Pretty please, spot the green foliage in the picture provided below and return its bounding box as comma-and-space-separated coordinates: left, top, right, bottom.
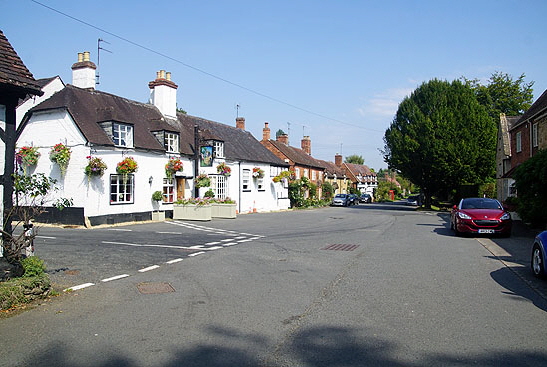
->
204, 189, 215, 198
308, 183, 318, 199
21, 256, 46, 277
349, 186, 360, 195
275, 129, 286, 138
513, 149, 547, 228
288, 180, 306, 208
383, 79, 495, 207
345, 154, 365, 165
321, 181, 334, 201
0, 274, 51, 311
478, 180, 497, 199
463, 72, 534, 119
152, 191, 163, 201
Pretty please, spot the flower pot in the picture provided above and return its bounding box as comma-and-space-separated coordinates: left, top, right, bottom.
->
173, 204, 212, 221
152, 211, 165, 221
211, 203, 237, 219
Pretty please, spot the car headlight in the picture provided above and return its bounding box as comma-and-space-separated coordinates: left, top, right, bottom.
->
501, 212, 511, 220
457, 212, 472, 220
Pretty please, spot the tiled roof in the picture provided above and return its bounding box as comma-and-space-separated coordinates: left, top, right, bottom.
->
0, 30, 42, 96
28, 85, 186, 153
345, 162, 376, 177
266, 139, 326, 169
178, 114, 288, 165
27, 84, 288, 166
317, 159, 345, 177
513, 88, 547, 129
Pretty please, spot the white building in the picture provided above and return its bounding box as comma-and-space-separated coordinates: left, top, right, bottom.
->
17, 52, 289, 226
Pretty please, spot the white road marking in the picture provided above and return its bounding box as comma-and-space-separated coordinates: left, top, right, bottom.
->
222, 242, 238, 246
102, 241, 190, 249
64, 283, 95, 292
188, 251, 206, 257
36, 235, 56, 239
107, 228, 132, 232
205, 241, 221, 245
101, 274, 130, 282
237, 239, 253, 243
157, 231, 182, 235
138, 265, 160, 273
166, 258, 184, 264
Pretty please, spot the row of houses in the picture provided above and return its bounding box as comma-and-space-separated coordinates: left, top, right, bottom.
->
1, 31, 377, 227
497, 89, 547, 201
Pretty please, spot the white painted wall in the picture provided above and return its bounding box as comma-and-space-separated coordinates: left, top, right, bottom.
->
16, 77, 64, 125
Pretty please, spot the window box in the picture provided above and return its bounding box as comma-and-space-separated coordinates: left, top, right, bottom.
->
211, 203, 237, 219
173, 204, 212, 221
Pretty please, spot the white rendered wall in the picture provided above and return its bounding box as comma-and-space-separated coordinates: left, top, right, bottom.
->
16, 77, 64, 125
72, 68, 95, 89
150, 84, 177, 118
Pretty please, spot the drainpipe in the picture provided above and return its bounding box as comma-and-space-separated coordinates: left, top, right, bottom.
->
238, 162, 242, 214
194, 125, 199, 198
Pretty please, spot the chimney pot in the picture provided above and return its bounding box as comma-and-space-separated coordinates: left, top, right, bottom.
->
335, 153, 343, 167
301, 135, 311, 155
83, 51, 90, 61
160, 70, 166, 79
166, 72, 171, 81
77, 52, 84, 62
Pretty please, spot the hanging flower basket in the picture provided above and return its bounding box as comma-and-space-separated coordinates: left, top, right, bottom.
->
165, 158, 184, 178
273, 170, 291, 183
50, 143, 71, 176
116, 156, 138, 175
84, 155, 107, 178
195, 173, 210, 188
16, 146, 41, 171
216, 162, 231, 176
252, 167, 265, 178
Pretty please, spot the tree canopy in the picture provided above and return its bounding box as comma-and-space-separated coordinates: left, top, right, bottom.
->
463, 72, 534, 119
345, 154, 364, 165
383, 79, 495, 207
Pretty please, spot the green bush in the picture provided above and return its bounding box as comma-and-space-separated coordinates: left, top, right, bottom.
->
513, 149, 547, 228
0, 274, 51, 311
21, 256, 46, 277
204, 189, 215, 198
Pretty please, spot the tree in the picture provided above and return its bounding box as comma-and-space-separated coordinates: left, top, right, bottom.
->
513, 149, 547, 229
275, 129, 286, 138
383, 79, 495, 208
345, 155, 364, 165
463, 72, 534, 119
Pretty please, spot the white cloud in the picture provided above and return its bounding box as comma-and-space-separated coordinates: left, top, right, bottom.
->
358, 87, 413, 118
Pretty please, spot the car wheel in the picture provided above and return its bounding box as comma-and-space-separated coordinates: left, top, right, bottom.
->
451, 220, 461, 237
531, 244, 545, 278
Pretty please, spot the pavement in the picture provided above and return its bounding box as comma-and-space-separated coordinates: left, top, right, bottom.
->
475, 220, 547, 301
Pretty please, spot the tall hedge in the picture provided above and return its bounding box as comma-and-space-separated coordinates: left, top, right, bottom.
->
513, 149, 547, 228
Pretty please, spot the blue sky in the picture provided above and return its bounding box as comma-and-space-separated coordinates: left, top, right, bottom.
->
3, 0, 546, 170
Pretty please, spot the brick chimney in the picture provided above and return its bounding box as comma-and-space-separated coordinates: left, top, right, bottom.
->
277, 133, 289, 145
262, 122, 271, 141
335, 153, 343, 167
149, 70, 178, 118
71, 51, 96, 89
236, 117, 245, 130
301, 135, 311, 155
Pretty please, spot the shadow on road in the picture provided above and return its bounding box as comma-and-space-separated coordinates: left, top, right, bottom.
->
19, 324, 547, 367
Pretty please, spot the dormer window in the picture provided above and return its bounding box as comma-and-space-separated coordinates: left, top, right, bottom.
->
113, 122, 133, 148
165, 132, 179, 153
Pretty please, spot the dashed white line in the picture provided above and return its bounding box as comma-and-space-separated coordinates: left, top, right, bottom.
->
166, 258, 184, 264
102, 274, 130, 282
36, 235, 56, 239
205, 241, 221, 245
64, 283, 95, 292
107, 228, 133, 232
188, 251, 206, 257
138, 265, 160, 273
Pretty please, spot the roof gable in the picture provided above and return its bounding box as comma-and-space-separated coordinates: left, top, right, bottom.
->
266, 139, 325, 169
513, 88, 547, 129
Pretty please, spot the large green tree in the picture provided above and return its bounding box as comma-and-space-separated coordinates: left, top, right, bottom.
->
463, 72, 534, 119
383, 79, 495, 207
345, 154, 364, 165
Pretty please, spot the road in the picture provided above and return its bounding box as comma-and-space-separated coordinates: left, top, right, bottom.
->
1, 202, 546, 366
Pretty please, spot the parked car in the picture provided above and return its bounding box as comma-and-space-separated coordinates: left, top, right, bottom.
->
348, 194, 359, 205
332, 194, 351, 207
360, 194, 372, 203
450, 197, 512, 237
531, 231, 547, 278
406, 195, 420, 206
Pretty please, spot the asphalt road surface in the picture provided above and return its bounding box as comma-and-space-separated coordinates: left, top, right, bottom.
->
1, 202, 546, 367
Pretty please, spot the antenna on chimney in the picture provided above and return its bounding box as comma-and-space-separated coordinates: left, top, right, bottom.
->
96, 38, 112, 87
235, 103, 241, 118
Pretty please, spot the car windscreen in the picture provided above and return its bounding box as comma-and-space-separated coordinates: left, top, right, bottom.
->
461, 198, 501, 210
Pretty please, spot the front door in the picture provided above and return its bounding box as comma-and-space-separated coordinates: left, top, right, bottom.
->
176, 177, 185, 200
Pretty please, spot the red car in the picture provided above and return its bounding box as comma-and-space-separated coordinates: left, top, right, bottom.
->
450, 197, 512, 237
